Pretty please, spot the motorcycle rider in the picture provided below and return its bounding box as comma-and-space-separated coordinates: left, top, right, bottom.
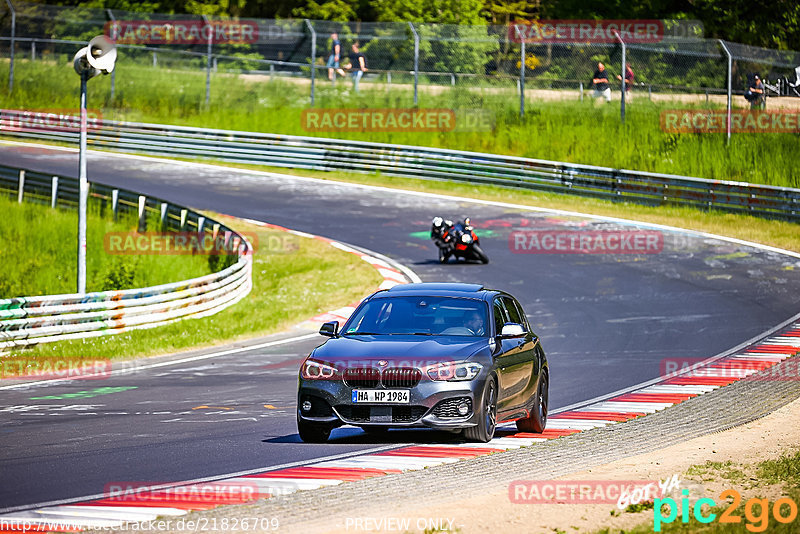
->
431, 217, 454, 263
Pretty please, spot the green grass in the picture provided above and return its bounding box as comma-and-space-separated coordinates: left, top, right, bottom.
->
2, 58, 799, 188
0, 194, 212, 298
7, 215, 383, 361
758, 449, 800, 489
686, 461, 748, 484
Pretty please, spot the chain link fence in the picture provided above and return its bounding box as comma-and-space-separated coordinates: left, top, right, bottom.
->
1, 1, 799, 124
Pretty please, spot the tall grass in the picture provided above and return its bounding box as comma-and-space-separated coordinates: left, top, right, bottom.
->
1, 59, 798, 188
0, 195, 212, 298
12, 216, 384, 359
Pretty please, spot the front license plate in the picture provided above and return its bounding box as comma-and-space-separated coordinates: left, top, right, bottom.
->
352, 389, 409, 404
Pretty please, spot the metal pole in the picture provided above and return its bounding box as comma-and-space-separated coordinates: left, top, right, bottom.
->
203, 15, 212, 106
409, 22, 419, 105
5, 0, 15, 93
106, 9, 117, 100
305, 19, 315, 106
51, 176, 58, 208
719, 40, 732, 144
518, 26, 525, 119
613, 30, 625, 124
78, 71, 88, 294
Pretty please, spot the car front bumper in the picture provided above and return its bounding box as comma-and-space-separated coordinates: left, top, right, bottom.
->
298, 376, 486, 429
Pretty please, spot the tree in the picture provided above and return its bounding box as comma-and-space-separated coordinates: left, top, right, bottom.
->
690, 0, 800, 50
292, 0, 359, 22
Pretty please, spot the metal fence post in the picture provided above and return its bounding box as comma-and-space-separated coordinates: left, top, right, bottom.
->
30, 40, 34, 60
203, 15, 212, 106
17, 169, 24, 202
613, 30, 626, 124
4, 0, 15, 93
138, 195, 147, 232
111, 189, 119, 220
106, 9, 117, 100
409, 22, 419, 105
305, 19, 315, 106
518, 25, 525, 119
51, 176, 58, 208
719, 40, 733, 145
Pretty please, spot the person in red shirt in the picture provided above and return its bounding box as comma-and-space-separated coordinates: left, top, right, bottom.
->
617, 64, 634, 102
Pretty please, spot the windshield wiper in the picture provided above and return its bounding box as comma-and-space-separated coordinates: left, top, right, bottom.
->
344, 331, 380, 335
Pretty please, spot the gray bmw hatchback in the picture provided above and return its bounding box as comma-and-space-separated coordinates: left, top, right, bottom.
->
297, 283, 548, 443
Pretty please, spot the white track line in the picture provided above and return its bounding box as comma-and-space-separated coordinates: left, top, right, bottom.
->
637, 384, 719, 394
582, 401, 674, 413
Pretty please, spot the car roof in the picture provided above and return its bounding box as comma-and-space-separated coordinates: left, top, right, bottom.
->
380, 283, 497, 300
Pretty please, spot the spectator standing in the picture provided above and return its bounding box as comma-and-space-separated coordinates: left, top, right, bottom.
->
345, 43, 367, 92
592, 62, 611, 103
616, 64, 634, 102
326, 32, 345, 82
745, 74, 765, 109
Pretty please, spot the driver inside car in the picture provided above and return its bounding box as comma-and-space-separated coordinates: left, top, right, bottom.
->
464, 310, 485, 336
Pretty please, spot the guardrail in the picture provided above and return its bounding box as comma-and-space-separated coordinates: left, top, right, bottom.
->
0, 163, 252, 350
1, 109, 799, 222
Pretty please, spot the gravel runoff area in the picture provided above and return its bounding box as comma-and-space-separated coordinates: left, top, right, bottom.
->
88, 354, 800, 534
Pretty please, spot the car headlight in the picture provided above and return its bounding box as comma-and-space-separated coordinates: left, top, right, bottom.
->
301, 359, 338, 380
461, 234, 473, 244
426, 362, 482, 381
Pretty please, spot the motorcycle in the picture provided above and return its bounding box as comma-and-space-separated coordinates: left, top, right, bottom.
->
430, 217, 489, 264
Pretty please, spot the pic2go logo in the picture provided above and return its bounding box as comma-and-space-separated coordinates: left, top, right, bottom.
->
654, 489, 798, 532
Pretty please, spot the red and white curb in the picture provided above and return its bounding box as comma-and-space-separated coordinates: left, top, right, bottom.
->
2, 323, 798, 532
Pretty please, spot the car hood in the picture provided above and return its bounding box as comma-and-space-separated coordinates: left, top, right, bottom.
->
311, 335, 488, 367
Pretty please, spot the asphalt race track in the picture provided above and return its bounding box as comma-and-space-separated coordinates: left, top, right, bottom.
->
2, 143, 800, 511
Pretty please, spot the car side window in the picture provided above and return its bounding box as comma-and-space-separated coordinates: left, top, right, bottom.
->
518, 300, 533, 333
492, 299, 507, 336
501, 296, 525, 330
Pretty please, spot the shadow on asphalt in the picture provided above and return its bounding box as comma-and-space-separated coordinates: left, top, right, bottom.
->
262, 426, 522, 446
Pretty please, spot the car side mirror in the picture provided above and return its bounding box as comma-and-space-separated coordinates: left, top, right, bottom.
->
319, 321, 339, 337
500, 323, 526, 338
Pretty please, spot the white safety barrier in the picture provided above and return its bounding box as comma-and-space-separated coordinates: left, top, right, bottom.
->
0, 165, 252, 349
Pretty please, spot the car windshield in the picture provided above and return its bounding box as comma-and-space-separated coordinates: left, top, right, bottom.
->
342, 296, 488, 337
